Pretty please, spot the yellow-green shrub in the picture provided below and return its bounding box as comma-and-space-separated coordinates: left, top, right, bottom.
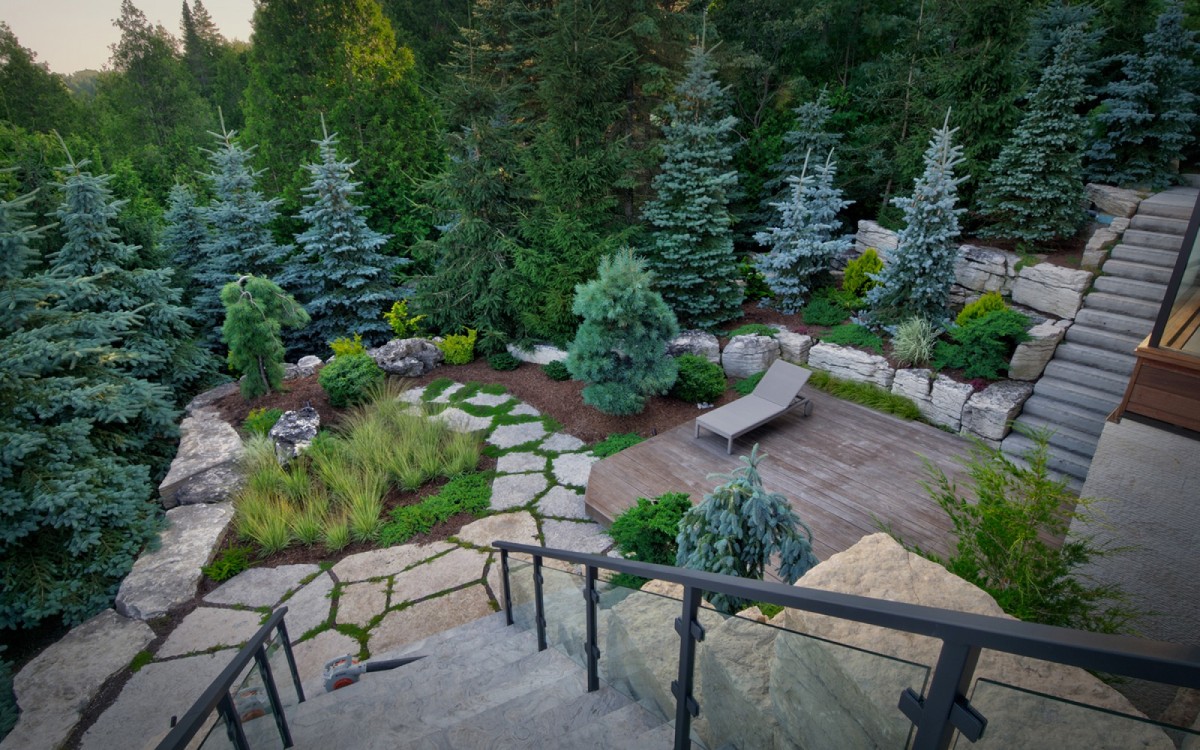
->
956, 292, 1007, 327
437, 328, 477, 365
843, 248, 883, 297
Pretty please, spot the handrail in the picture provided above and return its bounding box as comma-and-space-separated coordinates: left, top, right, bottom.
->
155, 606, 304, 750
495, 540, 1200, 750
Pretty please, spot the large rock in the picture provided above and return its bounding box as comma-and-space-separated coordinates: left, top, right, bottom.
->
1009, 320, 1069, 381
808, 343, 895, 389
951, 244, 1020, 305
775, 331, 814, 364
1081, 218, 1130, 272
1086, 183, 1144, 218
455, 511, 540, 550
853, 220, 899, 261
269, 406, 320, 463
204, 564, 320, 608
929, 375, 975, 432
184, 381, 239, 415
1011, 263, 1093, 320
891, 368, 934, 415
158, 407, 244, 509
961, 380, 1034, 446
668, 329, 720, 364
368, 337, 443, 377
296, 354, 323, 371
115, 503, 234, 620
3, 610, 153, 750
722, 334, 781, 378
505, 343, 567, 365
700, 616, 798, 750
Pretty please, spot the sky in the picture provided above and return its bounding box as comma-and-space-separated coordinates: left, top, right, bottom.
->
1, 0, 255, 74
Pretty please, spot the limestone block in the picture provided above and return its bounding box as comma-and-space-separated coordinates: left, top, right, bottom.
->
854, 220, 899, 261
296, 354, 323, 371
541, 519, 611, 554
542, 432, 585, 452
455, 511, 540, 550
269, 406, 319, 463
1011, 263, 1093, 320
700, 616, 798, 750
953, 244, 1019, 297
370, 585, 494, 654
368, 337, 443, 377
204, 564, 320, 608
490, 472, 548, 510
929, 375, 975, 432
1086, 183, 1144, 217
390, 547, 488, 604
506, 343, 568, 365
157, 607, 263, 658
495, 452, 546, 474
891, 368, 934, 418
551, 452, 598, 487
331, 542, 452, 583
184, 381, 239, 415
668, 330, 721, 364
337, 581, 389, 628
1009, 320, 1068, 381
537, 486, 588, 519
961, 380, 1034, 445
1081, 224, 1125, 272
430, 407, 491, 433
283, 571, 335, 642
487, 421, 547, 450
775, 331, 814, 364
158, 408, 244, 508
808, 343, 895, 389
722, 334, 780, 378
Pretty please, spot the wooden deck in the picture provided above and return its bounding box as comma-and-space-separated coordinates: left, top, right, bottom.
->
585, 389, 976, 563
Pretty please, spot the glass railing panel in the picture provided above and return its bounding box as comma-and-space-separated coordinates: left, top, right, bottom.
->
505, 557, 537, 632
261, 626, 302, 709
229, 658, 285, 750
539, 563, 589, 669
954, 677, 1200, 749
196, 712, 234, 750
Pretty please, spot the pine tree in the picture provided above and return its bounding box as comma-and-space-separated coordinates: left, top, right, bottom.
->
867, 112, 966, 323
0, 191, 162, 629
642, 45, 742, 330
282, 125, 399, 355
754, 149, 853, 312
762, 89, 843, 211
160, 182, 209, 306
566, 250, 679, 416
221, 275, 310, 399
675, 446, 818, 614
980, 28, 1090, 244
1086, 1, 1199, 189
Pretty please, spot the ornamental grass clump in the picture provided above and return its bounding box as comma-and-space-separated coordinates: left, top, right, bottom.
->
892, 316, 938, 367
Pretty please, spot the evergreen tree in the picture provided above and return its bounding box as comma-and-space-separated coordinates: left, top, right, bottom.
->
642, 45, 742, 330
221, 275, 309, 399
283, 125, 398, 355
566, 250, 679, 416
762, 88, 842, 210
981, 28, 1090, 244
1086, 1, 1199, 189
755, 149, 853, 312
160, 182, 208, 305
0, 191, 162, 629
0, 24, 79, 134
675, 446, 818, 614
867, 112, 966, 323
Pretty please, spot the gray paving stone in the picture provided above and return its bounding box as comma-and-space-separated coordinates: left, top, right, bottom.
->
537, 486, 588, 519
541, 432, 585, 452
487, 421, 547, 449
464, 392, 510, 407
370, 585, 495, 655
282, 571, 335, 642
455, 512, 540, 550
490, 472, 548, 510
204, 564, 320, 608
431, 382, 464, 403
542, 520, 612, 555
431, 407, 491, 433
293, 630, 361, 693
337, 581, 389, 628
509, 403, 541, 417
391, 547, 489, 604
331, 542, 452, 583
399, 386, 425, 404
158, 607, 263, 658
496, 451, 546, 474
551, 452, 599, 487
4, 610, 153, 750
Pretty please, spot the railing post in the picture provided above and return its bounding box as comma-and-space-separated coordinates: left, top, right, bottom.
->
903, 640, 985, 750
533, 554, 547, 651
216, 692, 250, 750
671, 585, 704, 750
501, 548, 514, 626
274, 618, 305, 704
253, 643, 294, 748
584, 565, 600, 692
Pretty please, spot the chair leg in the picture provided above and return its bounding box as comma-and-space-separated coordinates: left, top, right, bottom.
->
727, 436, 733, 454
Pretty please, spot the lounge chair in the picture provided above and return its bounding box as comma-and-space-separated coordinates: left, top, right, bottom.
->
694, 360, 814, 453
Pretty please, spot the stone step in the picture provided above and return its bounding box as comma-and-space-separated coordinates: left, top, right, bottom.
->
558, 701, 667, 749
1000, 430, 1091, 484
1091, 275, 1168, 303
1097, 259, 1174, 285
1054, 341, 1136, 377
1108, 243, 1181, 269
1073, 308, 1156, 339
1020, 396, 1108, 438
1041, 360, 1130, 397
1120, 228, 1185, 252
1138, 195, 1196, 221
1033, 376, 1124, 415
1063, 323, 1143, 355
1130, 213, 1189, 235
1079, 292, 1161, 321
1008, 414, 1101, 462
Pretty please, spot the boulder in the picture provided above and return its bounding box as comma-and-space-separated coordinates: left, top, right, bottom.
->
891, 368, 934, 417
297, 354, 323, 370
269, 406, 320, 463
158, 408, 244, 509
775, 331, 814, 364
1081, 220, 1128, 271
667, 329, 720, 364
183, 381, 239, 415
808, 343, 895, 389
928, 375, 975, 432
1011, 263, 1093, 320
961, 380, 1034, 446
951, 244, 1019, 305
1086, 183, 1144, 218
853, 220, 899, 261
505, 343, 568, 365
722, 334, 780, 378
1008, 320, 1069, 381
368, 337, 443, 377
701, 616, 799, 750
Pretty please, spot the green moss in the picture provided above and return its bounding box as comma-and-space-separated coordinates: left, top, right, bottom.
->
591, 433, 645, 458
129, 650, 154, 673
423, 377, 454, 400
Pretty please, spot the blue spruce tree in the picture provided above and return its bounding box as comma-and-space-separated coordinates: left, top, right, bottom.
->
1086, 1, 1199, 189
282, 125, 398, 356
160, 182, 209, 308
755, 149, 853, 312
642, 45, 742, 330
760, 88, 842, 220
867, 113, 966, 323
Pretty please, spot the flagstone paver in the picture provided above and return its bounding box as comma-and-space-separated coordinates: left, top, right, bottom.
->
465, 392, 511, 407
431, 407, 491, 433
542, 433, 585, 452
488, 421, 547, 449
369, 585, 495, 656
537, 486, 588, 520
431, 382, 465, 403
282, 571, 335, 642
337, 581, 389, 628
490, 472, 549, 510
496, 451, 547, 474
391, 547, 488, 604
455, 512, 540, 550
204, 564, 320, 608
509, 403, 541, 417
399, 387, 426, 404
158, 607, 264, 658
542, 519, 612, 555
552, 452, 599, 487
331, 541, 453, 583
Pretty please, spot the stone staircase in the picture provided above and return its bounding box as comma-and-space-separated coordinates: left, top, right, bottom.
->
1001, 185, 1198, 485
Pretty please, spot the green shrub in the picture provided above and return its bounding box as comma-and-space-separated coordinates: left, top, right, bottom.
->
843, 248, 883, 297
243, 407, 284, 437
329, 333, 367, 358
487, 352, 521, 371
437, 329, 477, 365
379, 473, 491, 546
808, 369, 923, 420
738, 258, 773, 302
541, 360, 570, 381
801, 295, 848, 326
319, 352, 385, 407
734, 371, 765, 396
610, 492, 692, 568
726, 323, 778, 338
892, 316, 938, 367
821, 324, 884, 354
383, 299, 426, 338
933, 309, 1030, 380
201, 545, 255, 583
956, 291, 1008, 327
592, 433, 645, 458
671, 354, 727, 404
0, 650, 16, 742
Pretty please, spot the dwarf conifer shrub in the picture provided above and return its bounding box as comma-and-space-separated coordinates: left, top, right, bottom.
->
934, 309, 1030, 380
956, 292, 1008, 328
319, 352, 384, 407
437, 329, 477, 365
488, 352, 521, 371
591, 433, 645, 458
542, 360, 570, 381
222, 275, 311, 399
821, 324, 883, 354
610, 492, 692, 568
843, 248, 883, 298
671, 354, 727, 404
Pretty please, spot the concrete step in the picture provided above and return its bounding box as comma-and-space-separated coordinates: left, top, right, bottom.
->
1000, 430, 1091, 484
1008, 414, 1101, 461
1108, 243, 1181, 269
558, 701, 667, 749
1138, 195, 1197, 221
1041, 360, 1130, 396
1091, 275, 1168, 303
1054, 341, 1136, 376
1032, 376, 1124, 415
1130, 213, 1189, 235
1073, 308, 1156, 338
1098, 259, 1174, 285
1121, 228, 1185, 252
1079, 292, 1161, 321
1063, 323, 1143, 355
1020, 395, 1108, 438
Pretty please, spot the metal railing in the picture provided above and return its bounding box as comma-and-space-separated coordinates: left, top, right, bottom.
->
496, 541, 1200, 750
155, 607, 304, 750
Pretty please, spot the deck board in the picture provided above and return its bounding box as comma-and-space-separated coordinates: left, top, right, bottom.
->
585, 389, 976, 562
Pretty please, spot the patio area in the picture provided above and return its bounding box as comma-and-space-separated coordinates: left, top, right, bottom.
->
585, 388, 977, 563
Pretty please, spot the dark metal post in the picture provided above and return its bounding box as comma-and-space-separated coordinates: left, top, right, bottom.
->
671, 585, 704, 750
533, 554, 547, 651
275, 619, 305, 704
216, 692, 250, 750
501, 549, 514, 626
253, 644, 294, 748
584, 565, 600, 692
907, 641, 983, 750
